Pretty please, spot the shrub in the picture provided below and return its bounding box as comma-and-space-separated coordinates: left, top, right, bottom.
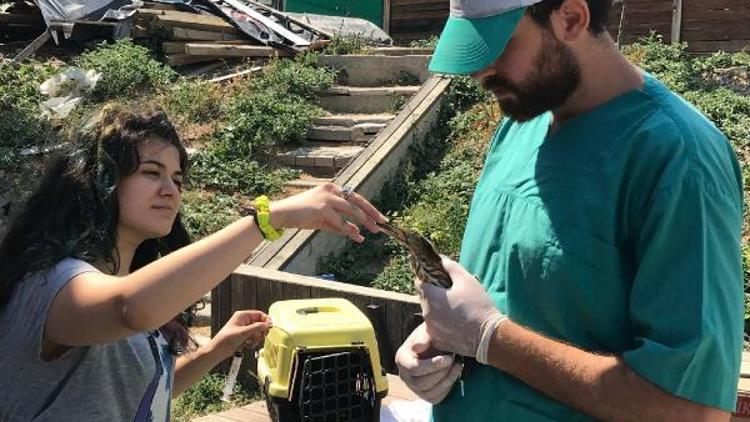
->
321, 35, 371, 56
409, 36, 439, 49
445, 75, 491, 113
76, 39, 176, 100
372, 253, 414, 294
252, 56, 336, 100
222, 90, 323, 155
164, 80, 224, 124
181, 190, 241, 239
171, 373, 258, 422
622, 33, 696, 92
189, 149, 299, 196
0, 59, 61, 151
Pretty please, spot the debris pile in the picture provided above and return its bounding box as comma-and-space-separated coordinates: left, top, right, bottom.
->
1, 0, 393, 65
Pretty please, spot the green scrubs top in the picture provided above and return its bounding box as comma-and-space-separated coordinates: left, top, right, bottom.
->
434, 74, 744, 421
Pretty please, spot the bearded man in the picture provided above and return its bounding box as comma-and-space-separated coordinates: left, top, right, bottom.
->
395, 0, 744, 420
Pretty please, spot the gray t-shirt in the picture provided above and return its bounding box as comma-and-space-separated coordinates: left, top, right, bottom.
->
0, 258, 174, 421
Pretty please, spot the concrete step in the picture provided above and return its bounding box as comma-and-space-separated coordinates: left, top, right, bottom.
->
306, 122, 387, 142
276, 144, 366, 171
313, 113, 395, 127
316, 85, 421, 114
307, 125, 365, 142
319, 54, 431, 87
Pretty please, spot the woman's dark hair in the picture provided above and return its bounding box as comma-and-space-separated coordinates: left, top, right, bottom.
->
0, 103, 195, 354
528, 0, 614, 35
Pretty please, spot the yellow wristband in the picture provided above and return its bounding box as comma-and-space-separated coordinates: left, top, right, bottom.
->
254, 195, 284, 241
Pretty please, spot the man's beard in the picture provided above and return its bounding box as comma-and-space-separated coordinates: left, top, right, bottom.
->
481, 30, 581, 122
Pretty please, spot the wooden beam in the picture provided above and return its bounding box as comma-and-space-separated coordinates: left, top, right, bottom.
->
153, 12, 235, 32
383, 0, 392, 34
209, 66, 263, 83
166, 53, 222, 66
171, 27, 243, 41
13, 29, 50, 62
184, 43, 293, 57
671, 0, 683, 43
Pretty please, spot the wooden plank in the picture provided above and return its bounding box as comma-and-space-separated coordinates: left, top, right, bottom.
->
209, 66, 263, 83
282, 279, 311, 301
230, 273, 246, 314
383, 0, 391, 34
166, 53, 222, 66
0, 12, 43, 25
392, 3, 449, 13
254, 275, 272, 313
684, 0, 749, 11
194, 415, 242, 422
141, 1, 188, 11
269, 278, 284, 302
171, 27, 243, 41
13, 29, 49, 62
391, 11, 450, 21
162, 41, 186, 54
234, 266, 419, 306
682, 26, 750, 41
216, 404, 264, 421
366, 300, 391, 373
385, 299, 404, 374
686, 39, 750, 52
392, 0, 447, 6
152, 10, 236, 32
671, 0, 683, 43
683, 8, 750, 21
184, 43, 293, 57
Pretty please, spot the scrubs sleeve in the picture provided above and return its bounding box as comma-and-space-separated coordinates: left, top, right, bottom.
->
623, 172, 743, 411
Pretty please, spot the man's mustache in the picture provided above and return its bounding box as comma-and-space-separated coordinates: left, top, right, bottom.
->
480, 75, 520, 96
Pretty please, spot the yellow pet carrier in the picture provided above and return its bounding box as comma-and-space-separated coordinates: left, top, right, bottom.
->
257, 298, 389, 422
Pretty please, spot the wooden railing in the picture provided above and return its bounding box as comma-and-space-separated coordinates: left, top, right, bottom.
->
211, 265, 422, 377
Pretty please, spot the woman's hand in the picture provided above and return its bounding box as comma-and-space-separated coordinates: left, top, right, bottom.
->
208, 310, 272, 360
270, 183, 387, 243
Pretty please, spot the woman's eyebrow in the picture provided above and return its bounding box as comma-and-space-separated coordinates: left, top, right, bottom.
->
142, 159, 182, 176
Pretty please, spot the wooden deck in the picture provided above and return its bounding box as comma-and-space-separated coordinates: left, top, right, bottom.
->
195, 374, 417, 422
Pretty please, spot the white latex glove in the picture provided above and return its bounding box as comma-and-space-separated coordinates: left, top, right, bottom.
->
416, 256, 507, 363
395, 323, 463, 404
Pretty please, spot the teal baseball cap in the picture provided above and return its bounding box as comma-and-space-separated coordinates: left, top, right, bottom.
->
429, 0, 544, 75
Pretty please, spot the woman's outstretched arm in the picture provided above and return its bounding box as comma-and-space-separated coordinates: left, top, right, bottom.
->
44, 184, 385, 347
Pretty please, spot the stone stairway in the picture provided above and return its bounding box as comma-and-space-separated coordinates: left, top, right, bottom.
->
278, 53, 431, 181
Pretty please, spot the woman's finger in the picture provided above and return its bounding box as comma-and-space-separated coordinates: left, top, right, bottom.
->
330, 196, 380, 234
322, 209, 364, 242
232, 310, 269, 324
343, 191, 388, 224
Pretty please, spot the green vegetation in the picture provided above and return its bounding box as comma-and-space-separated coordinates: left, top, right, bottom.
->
171, 373, 260, 422
321, 35, 372, 56
1, 42, 337, 242
164, 80, 224, 124
189, 151, 299, 197
321, 78, 498, 293
76, 39, 177, 100
0, 59, 61, 153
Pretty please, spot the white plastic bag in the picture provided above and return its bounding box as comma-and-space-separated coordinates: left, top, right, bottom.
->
39, 67, 101, 118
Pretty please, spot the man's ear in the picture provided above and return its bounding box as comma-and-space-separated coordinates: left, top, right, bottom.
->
549, 0, 591, 42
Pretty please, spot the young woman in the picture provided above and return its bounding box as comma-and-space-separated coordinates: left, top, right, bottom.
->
0, 104, 387, 421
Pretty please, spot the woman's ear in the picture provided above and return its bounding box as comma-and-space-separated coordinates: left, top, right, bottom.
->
549, 0, 591, 43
